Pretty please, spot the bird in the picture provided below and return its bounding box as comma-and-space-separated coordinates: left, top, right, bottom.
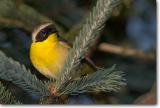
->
30, 23, 97, 80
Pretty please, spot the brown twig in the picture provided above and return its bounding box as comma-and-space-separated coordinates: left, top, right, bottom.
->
0, 17, 29, 30
134, 83, 156, 104
98, 43, 155, 61
0, 1, 61, 32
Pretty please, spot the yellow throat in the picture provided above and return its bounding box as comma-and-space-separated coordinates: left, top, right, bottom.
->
30, 33, 70, 79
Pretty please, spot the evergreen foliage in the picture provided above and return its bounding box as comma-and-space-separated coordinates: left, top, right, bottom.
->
0, 0, 125, 104
0, 51, 50, 97
57, 65, 125, 95
0, 82, 21, 104
57, 0, 121, 85
0, 0, 52, 31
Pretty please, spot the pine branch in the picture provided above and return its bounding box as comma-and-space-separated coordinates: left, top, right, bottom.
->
0, 82, 22, 104
0, 50, 50, 97
56, 65, 125, 96
99, 43, 155, 61
57, 0, 121, 85
0, 0, 63, 32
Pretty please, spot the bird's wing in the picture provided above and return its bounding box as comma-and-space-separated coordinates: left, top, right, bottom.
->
58, 36, 72, 48
58, 36, 98, 71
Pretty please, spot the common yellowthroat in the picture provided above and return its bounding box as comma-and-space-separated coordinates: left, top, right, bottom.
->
30, 23, 97, 79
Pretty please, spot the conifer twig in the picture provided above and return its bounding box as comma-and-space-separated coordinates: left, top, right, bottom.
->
0, 82, 22, 104
0, 51, 50, 97
99, 43, 155, 61
57, 65, 125, 96
57, 0, 121, 85
134, 83, 156, 104
0, 0, 62, 32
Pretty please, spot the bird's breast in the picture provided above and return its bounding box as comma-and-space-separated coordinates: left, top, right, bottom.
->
30, 42, 69, 79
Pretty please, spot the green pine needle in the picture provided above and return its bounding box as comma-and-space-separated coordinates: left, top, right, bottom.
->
0, 82, 22, 104
0, 51, 50, 97
57, 65, 125, 96
57, 0, 121, 85
55, 0, 124, 96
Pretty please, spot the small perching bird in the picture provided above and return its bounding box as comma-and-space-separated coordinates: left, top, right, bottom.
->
30, 23, 97, 79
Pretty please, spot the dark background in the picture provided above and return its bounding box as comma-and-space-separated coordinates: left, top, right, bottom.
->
0, 0, 156, 104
